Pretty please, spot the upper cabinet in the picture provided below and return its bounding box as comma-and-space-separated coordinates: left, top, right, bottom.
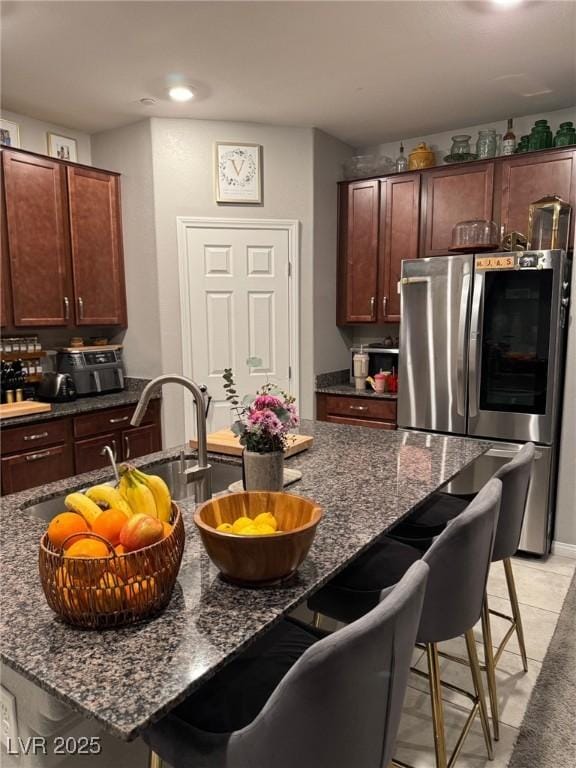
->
338, 175, 420, 325
3, 151, 72, 326
420, 163, 494, 257
495, 149, 576, 239
67, 167, 127, 326
1, 149, 127, 328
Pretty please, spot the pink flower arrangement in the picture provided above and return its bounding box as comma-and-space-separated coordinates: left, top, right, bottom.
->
222, 370, 299, 453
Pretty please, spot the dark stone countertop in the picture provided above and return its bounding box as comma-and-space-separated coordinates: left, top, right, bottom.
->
316, 383, 398, 400
0, 420, 489, 741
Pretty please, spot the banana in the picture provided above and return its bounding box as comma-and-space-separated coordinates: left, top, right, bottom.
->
132, 468, 172, 523
85, 484, 133, 517
121, 473, 158, 518
65, 492, 102, 527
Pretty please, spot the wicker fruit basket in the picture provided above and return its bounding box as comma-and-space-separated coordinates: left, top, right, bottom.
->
39, 502, 185, 629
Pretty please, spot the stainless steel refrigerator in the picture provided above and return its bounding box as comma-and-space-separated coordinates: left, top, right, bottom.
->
398, 250, 571, 554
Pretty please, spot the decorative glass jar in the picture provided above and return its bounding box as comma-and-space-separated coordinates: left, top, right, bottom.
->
554, 122, 576, 147
527, 195, 572, 251
528, 120, 553, 151
476, 129, 497, 159
450, 135, 472, 157
515, 135, 530, 153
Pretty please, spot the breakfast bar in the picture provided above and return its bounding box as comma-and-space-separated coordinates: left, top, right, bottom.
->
0, 420, 489, 742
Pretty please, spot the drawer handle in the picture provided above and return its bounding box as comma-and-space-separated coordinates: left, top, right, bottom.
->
23, 431, 49, 441
63, 296, 70, 320
349, 405, 368, 412
124, 434, 130, 459
26, 449, 54, 462
78, 296, 84, 320
109, 416, 129, 424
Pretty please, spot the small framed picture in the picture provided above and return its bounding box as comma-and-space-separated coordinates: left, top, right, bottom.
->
47, 132, 78, 162
0, 119, 20, 148
215, 142, 262, 204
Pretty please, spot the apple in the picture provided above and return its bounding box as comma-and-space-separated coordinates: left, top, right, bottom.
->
119, 513, 163, 552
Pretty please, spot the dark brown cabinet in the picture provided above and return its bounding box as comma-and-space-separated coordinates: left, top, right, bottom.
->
495, 149, 576, 240
67, 167, 127, 326
420, 163, 494, 257
338, 175, 420, 325
1, 400, 162, 494
316, 393, 397, 430
2, 151, 72, 326
1, 148, 127, 329
379, 174, 420, 321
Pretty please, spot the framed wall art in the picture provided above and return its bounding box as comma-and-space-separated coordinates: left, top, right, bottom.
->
215, 142, 262, 204
47, 132, 78, 162
0, 119, 20, 148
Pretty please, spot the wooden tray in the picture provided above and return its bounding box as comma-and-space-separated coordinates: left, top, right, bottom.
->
190, 429, 313, 458
0, 401, 52, 420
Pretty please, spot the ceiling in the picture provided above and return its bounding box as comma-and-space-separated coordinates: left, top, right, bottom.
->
2, 1, 575, 147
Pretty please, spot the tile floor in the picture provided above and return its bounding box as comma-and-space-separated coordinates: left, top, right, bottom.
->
392, 553, 576, 767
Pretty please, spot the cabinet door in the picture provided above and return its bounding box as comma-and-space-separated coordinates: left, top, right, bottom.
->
379, 175, 420, 321
67, 166, 127, 326
2, 151, 71, 326
121, 424, 161, 462
420, 163, 494, 257
1, 161, 11, 327
74, 432, 118, 475
496, 149, 576, 244
1, 444, 74, 495
338, 180, 380, 323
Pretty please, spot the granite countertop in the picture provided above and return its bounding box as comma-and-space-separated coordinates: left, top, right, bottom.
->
0, 378, 159, 427
316, 383, 398, 400
0, 420, 489, 741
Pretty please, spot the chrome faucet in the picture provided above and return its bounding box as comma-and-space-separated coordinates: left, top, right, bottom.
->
130, 375, 212, 502
100, 444, 120, 484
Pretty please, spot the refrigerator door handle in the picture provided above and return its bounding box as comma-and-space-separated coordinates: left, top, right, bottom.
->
456, 271, 470, 416
487, 447, 544, 460
468, 275, 483, 418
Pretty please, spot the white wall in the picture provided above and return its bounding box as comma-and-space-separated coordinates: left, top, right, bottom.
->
362, 106, 576, 162
312, 129, 354, 379
149, 118, 315, 446
1, 109, 92, 164
91, 120, 162, 380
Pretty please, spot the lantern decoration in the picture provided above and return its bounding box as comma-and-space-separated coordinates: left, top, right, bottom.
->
527, 195, 572, 251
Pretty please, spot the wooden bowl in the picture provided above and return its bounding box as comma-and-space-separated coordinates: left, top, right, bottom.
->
194, 492, 323, 586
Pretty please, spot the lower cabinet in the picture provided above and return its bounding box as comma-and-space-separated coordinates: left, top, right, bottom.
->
1, 399, 162, 494
316, 393, 397, 430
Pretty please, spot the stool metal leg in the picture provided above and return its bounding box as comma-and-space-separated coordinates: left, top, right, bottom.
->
503, 558, 528, 672
481, 594, 500, 741
426, 643, 448, 768
149, 750, 163, 768
464, 630, 493, 761
312, 612, 322, 629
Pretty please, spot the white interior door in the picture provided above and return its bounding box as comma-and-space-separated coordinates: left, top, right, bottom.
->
179, 219, 297, 435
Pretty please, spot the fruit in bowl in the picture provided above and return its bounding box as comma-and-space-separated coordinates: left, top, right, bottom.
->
194, 491, 322, 586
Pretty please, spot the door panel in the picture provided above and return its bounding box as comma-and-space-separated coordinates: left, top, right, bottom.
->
67, 167, 127, 325
75, 432, 118, 474
380, 175, 420, 321
121, 424, 161, 461
183, 225, 292, 434
2, 151, 71, 326
421, 164, 494, 257
398, 254, 472, 433
496, 149, 576, 245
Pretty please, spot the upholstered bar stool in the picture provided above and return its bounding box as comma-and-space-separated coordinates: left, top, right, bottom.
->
387, 443, 535, 740
144, 561, 429, 768
309, 479, 502, 768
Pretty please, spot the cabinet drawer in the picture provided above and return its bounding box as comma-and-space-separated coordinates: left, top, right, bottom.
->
74, 432, 118, 475
324, 395, 397, 422
2, 418, 71, 455
73, 401, 157, 439
1, 443, 74, 495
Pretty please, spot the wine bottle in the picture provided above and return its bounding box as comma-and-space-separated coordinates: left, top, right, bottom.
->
502, 119, 516, 155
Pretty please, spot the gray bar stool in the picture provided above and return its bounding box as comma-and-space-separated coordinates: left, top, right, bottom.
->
309, 478, 502, 768
144, 560, 429, 768
386, 443, 535, 740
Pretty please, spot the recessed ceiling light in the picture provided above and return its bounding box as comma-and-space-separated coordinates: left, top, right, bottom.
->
492, 0, 523, 6
168, 86, 195, 102
140, 97, 156, 106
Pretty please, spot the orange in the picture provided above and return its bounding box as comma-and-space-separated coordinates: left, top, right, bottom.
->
91, 508, 129, 547
64, 538, 112, 582
47, 513, 90, 550
109, 544, 139, 580
125, 576, 156, 603
162, 521, 173, 539
94, 571, 125, 613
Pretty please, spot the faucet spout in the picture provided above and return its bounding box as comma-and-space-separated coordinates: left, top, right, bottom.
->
131, 375, 211, 501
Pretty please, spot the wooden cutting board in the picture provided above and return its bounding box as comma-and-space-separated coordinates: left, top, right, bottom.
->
0, 401, 52, 420
190, 429, 313, 458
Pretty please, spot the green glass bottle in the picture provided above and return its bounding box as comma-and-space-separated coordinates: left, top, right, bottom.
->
554, 121, 576, 147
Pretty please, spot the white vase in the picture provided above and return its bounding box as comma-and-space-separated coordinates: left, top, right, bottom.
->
242, 450, 284, 491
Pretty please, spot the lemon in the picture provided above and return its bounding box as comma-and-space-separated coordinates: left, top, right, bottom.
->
231, 516, 253, 533
238, 525, 260, 536
216, 523, 233, 532
256, 524, 276, 535
254, 512, 278, 531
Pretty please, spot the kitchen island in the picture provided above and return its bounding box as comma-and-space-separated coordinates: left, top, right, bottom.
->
0, 420, 489, 741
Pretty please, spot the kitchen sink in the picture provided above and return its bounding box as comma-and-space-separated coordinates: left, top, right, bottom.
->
24, 458, 243, 521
